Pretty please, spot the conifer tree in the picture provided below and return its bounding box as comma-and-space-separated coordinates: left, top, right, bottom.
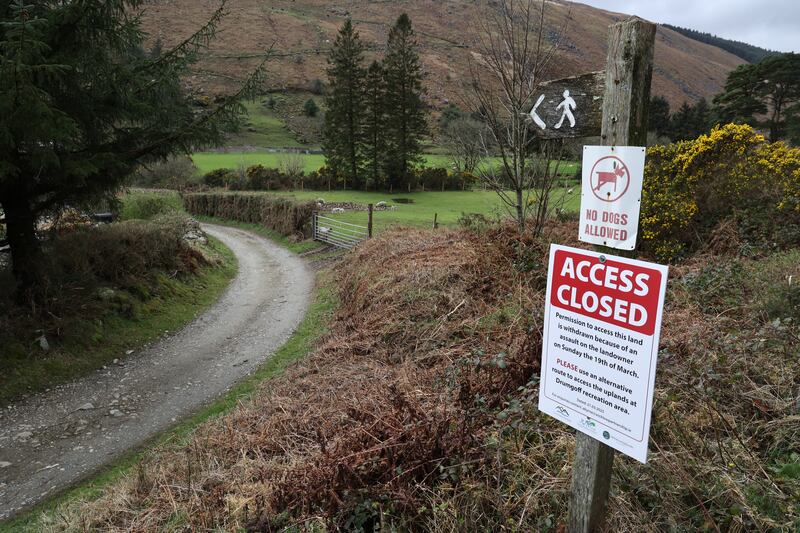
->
690, 98, 711, 137
712, 53, 800, 141
382, 14, 428, 190
322, 19, 366, 190
362, 61, 387, 189
670, 102, 695, 141
0, 0, 263, 296
647, 96, 671, 137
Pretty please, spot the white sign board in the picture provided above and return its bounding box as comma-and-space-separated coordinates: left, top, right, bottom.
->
579, 145, 645, 250
538, 244, 668, 463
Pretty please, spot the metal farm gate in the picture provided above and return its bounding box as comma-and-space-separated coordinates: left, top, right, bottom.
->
312, 213, 369, 249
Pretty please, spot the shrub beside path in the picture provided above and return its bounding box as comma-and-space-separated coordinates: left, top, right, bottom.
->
0, 224, 314, 520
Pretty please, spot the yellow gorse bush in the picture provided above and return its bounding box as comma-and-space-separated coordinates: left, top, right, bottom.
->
641, 123, 800, 261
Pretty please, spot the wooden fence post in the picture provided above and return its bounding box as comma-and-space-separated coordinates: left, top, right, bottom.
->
433, 213, 438, 229
568, 17, 655, 533
368, 204, 373, 238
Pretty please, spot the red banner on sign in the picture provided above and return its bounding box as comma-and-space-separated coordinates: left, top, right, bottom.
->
549, 248, 663, 335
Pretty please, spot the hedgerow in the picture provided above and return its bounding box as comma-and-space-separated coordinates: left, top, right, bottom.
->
0, 213, 210, 361
200, 164, 477, 192
182, 192, 315, 237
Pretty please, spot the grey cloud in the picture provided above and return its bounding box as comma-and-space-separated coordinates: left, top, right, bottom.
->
576, 0, 798, 53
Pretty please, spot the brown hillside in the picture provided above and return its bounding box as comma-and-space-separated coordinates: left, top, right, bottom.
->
140, 0, 745, 108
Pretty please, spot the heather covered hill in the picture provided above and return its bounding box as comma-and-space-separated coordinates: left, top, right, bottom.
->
139, 0, 745, 108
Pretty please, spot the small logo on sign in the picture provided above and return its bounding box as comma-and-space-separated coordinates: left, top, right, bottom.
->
555, 406, 570, 418
590, 155, 630, 203
580, 418, 597, 433
603, 430, 611, 440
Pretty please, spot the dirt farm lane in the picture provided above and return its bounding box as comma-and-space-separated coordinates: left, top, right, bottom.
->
0, 224, 314, 520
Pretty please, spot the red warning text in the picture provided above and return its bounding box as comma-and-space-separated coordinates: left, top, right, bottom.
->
549, 248, 663, 335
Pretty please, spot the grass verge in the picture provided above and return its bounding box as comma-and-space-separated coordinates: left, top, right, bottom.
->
0, 236, 236, 405
1, 276, 337, 532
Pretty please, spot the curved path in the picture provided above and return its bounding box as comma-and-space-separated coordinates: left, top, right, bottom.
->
0, 224, 314, 520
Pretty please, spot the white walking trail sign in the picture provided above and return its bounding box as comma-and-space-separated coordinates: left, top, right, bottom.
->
579, 145, 645, 251
538, 245, 668, 463
527, 71, 605, 140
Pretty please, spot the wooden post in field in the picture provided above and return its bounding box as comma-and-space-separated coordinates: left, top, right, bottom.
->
433, 213, 438, 229
568, 17, 655, 533
367, 203, 374, 238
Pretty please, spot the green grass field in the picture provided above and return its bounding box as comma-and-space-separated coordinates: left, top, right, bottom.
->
193, 151, 326, 174
192, 151, 579, 177
227, 100, 308, 148
264, 189, 580, 232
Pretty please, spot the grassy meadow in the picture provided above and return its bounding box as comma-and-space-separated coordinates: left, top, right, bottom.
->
192, 151, 580, 177
229, 100, 309, 148
265, 189, 580, 232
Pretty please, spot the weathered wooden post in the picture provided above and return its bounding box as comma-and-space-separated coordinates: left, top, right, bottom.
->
567, 17, 655, 533
433, 212, 438, 229
367, 203, 374, 238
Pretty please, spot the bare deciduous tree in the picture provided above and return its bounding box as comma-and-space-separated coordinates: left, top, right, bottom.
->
442, 117, 486, 174
467, 0, 570, 234
278, 152, 305, 179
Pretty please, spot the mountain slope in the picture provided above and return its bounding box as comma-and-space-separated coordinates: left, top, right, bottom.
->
662, 23, 776, 64
140, 0, 746, 109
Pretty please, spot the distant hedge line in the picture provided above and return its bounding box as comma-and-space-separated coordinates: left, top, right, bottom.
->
183, 193, 315, 237
202, 165, 477, 192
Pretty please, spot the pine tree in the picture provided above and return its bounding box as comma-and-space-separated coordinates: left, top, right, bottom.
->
362, 61, 388, 189
382, 13, 428, 190
303, 98, 319, 117
712, 53, 800, 141
0, 0, 263, 296
787, 103, 800, 146
647, 96, 671, 137
690, 98, 711, 137
670, 102, 695, 141
322, 19, 366, 190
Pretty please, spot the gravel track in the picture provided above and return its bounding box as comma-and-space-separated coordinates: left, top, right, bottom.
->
0, 224, 314, 521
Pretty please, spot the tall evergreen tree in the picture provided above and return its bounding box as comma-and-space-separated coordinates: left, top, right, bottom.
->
712, 53, 800, 141
647, 95, 671, 137
382, 13, 427, 190
0, 0, 262, 296
756, 53, 800, 141
787, 103, 800, 146
362, 61, 387, 189
712, 64, 765, 127
322, 19, 366, 190
690, 98, 711, 137
670, 102, 695, 141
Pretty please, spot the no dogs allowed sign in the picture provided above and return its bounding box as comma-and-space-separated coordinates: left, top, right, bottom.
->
538, 244, 668, 462
579, 146, 645, 250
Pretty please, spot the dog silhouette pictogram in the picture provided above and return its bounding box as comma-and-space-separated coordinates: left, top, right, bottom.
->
594, 162, 626, 193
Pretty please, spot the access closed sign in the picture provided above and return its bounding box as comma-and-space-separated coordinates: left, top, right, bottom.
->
538, 244, 668, 462
579, 145, 645, 250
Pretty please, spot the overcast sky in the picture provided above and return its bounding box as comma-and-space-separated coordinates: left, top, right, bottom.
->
576, 0, 798, 53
